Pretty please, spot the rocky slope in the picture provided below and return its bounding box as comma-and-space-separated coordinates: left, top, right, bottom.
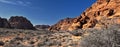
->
49, 0, 120, 31
9, 16, 35, 30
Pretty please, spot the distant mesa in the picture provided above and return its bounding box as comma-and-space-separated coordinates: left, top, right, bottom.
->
49, 0, 120, 31
9, 16, 35, 30
34, 25, 50, 30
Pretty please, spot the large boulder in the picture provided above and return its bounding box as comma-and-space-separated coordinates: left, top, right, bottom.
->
49, 0, 120, 31
9, 16, 35, 30
0, 17, 11, 28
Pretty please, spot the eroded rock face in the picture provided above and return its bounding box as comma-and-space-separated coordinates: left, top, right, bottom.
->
9, 16, 35, 30
49, 0, 120, 31
0, 17, 11, 28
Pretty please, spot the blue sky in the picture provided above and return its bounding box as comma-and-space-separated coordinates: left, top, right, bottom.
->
0, 0, 96, 25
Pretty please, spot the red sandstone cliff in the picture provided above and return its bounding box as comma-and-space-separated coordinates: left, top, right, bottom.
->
49, 0, 120, 31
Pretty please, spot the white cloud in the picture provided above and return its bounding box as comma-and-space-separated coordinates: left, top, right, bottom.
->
0, 0, 31, 6
0, 0, 16, 4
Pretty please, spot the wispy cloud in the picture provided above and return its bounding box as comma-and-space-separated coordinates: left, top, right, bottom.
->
17, 1, 31, 6
0, 0, 31, 6
0, 0, 16, 4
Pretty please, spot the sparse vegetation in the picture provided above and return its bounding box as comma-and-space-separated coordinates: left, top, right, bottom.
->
80, 24, 120, 47
0, 28, 81, 47
0, 23, 120, 47
0, 22, 119, 47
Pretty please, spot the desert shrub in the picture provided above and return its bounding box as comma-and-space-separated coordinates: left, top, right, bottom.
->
14, 37, 23, 41
70, 29, 84, 36
80, 30, 115, 47
37, 42, 45, 46
0, 41, 4, 46
80, 24, 120, 47
29, 41, 35, 44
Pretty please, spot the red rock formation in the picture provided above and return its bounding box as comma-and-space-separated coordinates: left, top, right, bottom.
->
9, 16, 35, 30
49, 17, 74, 31
0, 17, 11, 28
49, 0, 120, 31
